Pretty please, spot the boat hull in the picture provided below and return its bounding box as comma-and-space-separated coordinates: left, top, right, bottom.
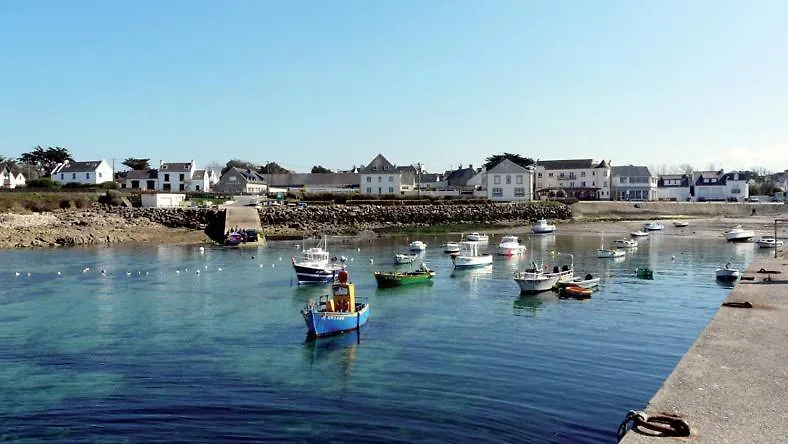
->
303, 304, 370, 337
293, 263, 344, 284
715, 270, 741, 283
555, 277, 600, 289
497, 246, 527, 256
598, 249, 625, 258
560, 285, 592, 299
453, 255, 493, 269
374, 271, 435, 288
515, 270, 573, 294
726, 235, 754, 243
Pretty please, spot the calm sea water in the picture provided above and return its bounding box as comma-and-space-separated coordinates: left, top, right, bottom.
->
0, 231, 764, 443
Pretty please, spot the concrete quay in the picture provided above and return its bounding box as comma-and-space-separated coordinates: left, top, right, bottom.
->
224, 207, 265, 247
620, 254, 788, 443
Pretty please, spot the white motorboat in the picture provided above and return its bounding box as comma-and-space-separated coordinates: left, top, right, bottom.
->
394, 253, 419, 264
497, 235, 527, 256
613, 239, 638, 248
531, 219, 557, 234
443, 241, 461, 254
514, 254, 574, 294
723, 225, 754, 243
630, 230, 649, 237
291, 235, 346, 284
465, 232, 489, 243
598, 248, 625, 258
452, 241, 493, 269
643, 222, 665, 231
715, 263, 741, 283
756, 236, 784, 249
598, 233, 626, 258
408, 240, 427, 251
555, 273, 600, 289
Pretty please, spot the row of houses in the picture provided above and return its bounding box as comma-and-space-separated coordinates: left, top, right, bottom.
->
1, 154, 757, 202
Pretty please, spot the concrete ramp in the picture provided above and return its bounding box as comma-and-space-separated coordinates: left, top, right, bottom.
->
224, 207, 265, 246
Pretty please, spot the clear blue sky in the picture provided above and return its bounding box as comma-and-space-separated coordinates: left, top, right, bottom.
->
1, 0, 787, 174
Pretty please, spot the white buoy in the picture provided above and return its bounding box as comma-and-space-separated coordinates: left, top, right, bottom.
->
259, 264, 264, 268
126, 272, 131, 276
196, 270, 200, 274
176, 270, 180, 274
184, 268, 188, 272
672, 255, 676, 261
57, 271, 61, 275
204, 265, 208, 270
357, 247, 361, 252
101, 270, 106, 275
15, 272, 20, 276
199, 246, 205, 253
27, 272, 31, 277
278, 257, 282, 261
218, 267, 223, 271
83, 267, 90, 273
271, 264, 275, 267
369, 259, 374, 264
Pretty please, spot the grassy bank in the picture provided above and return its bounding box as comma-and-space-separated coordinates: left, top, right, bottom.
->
0, 192, 97, 212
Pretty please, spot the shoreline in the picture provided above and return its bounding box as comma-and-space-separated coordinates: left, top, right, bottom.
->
0, 207, 782, 249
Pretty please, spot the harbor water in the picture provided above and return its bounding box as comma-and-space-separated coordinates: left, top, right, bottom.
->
0, 232, 763, 442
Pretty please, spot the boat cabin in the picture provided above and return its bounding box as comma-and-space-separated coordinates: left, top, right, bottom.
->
328, 271, 356, 313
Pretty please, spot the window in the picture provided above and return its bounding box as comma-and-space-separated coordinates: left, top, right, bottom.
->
131, 180, 139, 189
60, 173, 64, 180
581, 172, 586, 177
506, 175, 511, 185
603, 181, 608, 186
98, 172, 102, 178
548, 173, 553, 177
494, 176, 501, 185
537, 173, 542, 178
492, 187, 503, 197
592, 172, 596, 176
378, 176, 382, 182
86, 173, 90, 179
164, 174, 170, 182
378, 187, 382, 193
163, 183, 171, 190
72, 173, 76, 180
570, 182, 575, 187
366, 187, 371, 193
196, 185, 201, 191
389, 187, 394, 193
514, 187, 525, 197
366, 177, 371, 182
620, 177, 626, 183
581, 181, 586, 187
516, 175, 523, 184
388, 176, 393, 182
179, 174, 185, 181
179, 184, 185, 191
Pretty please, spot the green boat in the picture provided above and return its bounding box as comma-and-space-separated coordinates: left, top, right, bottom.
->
636, 265, 654, 279
373, 264, 436, 288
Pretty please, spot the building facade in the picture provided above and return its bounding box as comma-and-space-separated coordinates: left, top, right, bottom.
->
51, 160, 114, 185
534, 159, 611, 200
359, 154, 410, 195
485, 159, 534, 201
611, 165, 657, 201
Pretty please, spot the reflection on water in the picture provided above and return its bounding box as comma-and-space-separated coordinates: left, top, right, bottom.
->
0, 235, 756, 443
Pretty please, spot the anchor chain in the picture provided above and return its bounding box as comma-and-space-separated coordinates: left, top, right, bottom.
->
617, 410, 690, 442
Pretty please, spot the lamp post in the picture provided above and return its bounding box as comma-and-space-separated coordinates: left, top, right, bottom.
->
417, 162, 422, 197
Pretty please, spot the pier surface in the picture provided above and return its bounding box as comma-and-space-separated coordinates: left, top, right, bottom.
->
621, 255, 788, 443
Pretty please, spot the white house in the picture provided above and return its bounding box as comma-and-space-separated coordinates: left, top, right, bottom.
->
657, 174, 692, 201
611, 165, 658, 201
534, 159, 612, 200
51, 160, 114, 185
187, 169, 218, 192
1, 167, 25, 188
158, 161, 195, 192
485, 159, 534, 201
692, 170, 750, 202
124, 169, 159, 190
141, 193, 186, 208
359, 154, 412, 195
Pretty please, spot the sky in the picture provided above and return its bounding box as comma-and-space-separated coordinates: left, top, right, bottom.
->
1, 0, 787, 174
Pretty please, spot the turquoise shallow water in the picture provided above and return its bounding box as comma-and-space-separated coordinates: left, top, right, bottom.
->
0, 232, 763, 443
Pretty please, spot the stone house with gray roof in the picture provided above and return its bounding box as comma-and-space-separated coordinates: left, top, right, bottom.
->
214, 167, 267, 194
267, 172, 360, 194
611, 165, 657, 201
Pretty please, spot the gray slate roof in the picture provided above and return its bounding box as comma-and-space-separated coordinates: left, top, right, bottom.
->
57, 160, 104, 173
192, 170, 206, 180
537, 159, 594, 170
267, 173, 359, 187
359, 154, 396, 174
126, 169, 158, 180
161, 162, 193, 171
487, 158, 531, 174
612, 165, 653, 177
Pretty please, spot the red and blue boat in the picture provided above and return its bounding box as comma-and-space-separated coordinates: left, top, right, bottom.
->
301, 271, 369, 337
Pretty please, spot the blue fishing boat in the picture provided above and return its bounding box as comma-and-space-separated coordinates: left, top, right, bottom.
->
301, 271, 369, 337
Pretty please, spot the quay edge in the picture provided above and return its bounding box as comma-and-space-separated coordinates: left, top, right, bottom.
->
620, 255, 788, 443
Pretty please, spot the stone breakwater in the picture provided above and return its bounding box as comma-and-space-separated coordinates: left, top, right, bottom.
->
256, 203, 572, 236
0, 203, 570, 248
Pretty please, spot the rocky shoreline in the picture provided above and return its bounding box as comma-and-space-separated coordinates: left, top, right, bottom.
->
0, 203, 570, 248
2, 201, 782, 248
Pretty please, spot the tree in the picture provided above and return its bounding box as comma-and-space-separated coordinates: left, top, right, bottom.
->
484, 153, 535, 170
18, 145, 74, 176
122, 158, 151, 170
221, 159, 259, 175
0, 155, 18, 173
259, 162, 290, 174
311, 165, 333, 173
677, 164, 694, 176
